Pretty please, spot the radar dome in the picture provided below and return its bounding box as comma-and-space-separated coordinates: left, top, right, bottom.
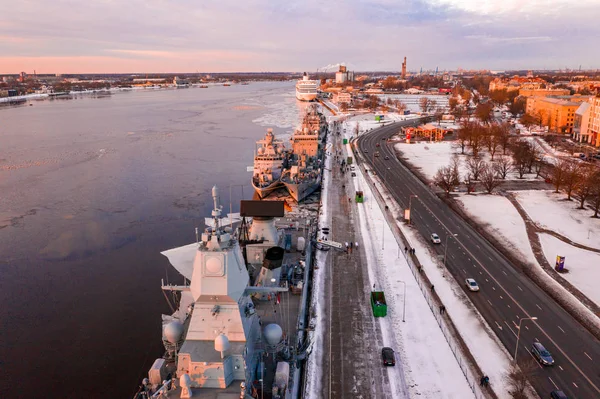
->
164, 321, 184, 344
264, 323, 283, 345
214, 333, 230, 352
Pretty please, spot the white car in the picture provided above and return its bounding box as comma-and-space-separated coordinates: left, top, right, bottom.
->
430, 233, 441, 244
466, 278, 480, 292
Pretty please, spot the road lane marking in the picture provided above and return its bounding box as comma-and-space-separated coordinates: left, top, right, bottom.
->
507, 304, 511, 308
535, 304, 542, 310
487, 300, 493, 306
499, 295, 503, 299
504, 321, 518, 337
526, 348, 544, 369
512, 320, 519, 329
517, 286, 523, 291
495, 321, 503, 330
492, 287, 496, 291
559, 366, 564, 371
525, 325, 529, 330
548, 377, 559, 390
584, 352, 592, 361
573, 382, 579, 388
368, 136, 600, 394
485, 278, 489, 282
558, 326, 565, 333
502, 270, 507, 276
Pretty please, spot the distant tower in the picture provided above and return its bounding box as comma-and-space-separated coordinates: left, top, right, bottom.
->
401, 57, 407, 79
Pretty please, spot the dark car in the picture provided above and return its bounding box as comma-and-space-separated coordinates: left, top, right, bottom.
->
531, 342, 554, 366
550, 390, 568, 399
384, 156, 389, 160
382, 347, 395, 366
376, 143, 380, 147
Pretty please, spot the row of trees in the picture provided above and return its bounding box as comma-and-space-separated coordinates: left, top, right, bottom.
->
455, 121, 512, 159
552, 159, 600, 215
434, 156, 515, 195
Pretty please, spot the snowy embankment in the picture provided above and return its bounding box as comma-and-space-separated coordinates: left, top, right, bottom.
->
455, 194, 538, 267
539, 234, 600, 307
514, 190, 600, 250
351, 157, 476, 399
454, 193, 600, 324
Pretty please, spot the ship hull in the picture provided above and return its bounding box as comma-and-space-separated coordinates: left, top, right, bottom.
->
295, 91, 318, 102
282, 180, 320, 202
252, 179, 284, 199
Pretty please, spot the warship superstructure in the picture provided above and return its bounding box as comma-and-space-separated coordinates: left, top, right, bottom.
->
280, 105, 325, 202
251, 128, 286, 199
135, 188, 313, 399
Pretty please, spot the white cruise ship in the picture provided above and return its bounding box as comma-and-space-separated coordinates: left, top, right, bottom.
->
295, 73, 318, 102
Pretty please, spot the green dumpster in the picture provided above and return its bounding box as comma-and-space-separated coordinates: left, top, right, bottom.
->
355, 191, 364, 203
343, 138, 348, 145
371, 291, 387, 317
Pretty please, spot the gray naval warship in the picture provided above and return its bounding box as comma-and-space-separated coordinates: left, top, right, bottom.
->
280, 105, 327, 202
133, 186, 314, 399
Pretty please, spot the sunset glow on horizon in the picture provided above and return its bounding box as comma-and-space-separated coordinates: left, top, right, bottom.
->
1, 0, 599, 74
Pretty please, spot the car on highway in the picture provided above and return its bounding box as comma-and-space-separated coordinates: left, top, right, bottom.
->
430, 233, 441, 244
531, 342, 554, 366
376, 143, 380, 147
381, 347, 395, 366
374, 151, 380, 157
364, 149, 368, 153
384, 156, 389, 160
550, 390, 568, 399
465, 278, 480, 292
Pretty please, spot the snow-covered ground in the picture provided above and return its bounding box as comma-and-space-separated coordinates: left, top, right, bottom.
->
514, 190, 600, 250
377, 94, 450, 113
539, 234, 600, 307
394, 141, 540, 182
456, 194, 538, 266
349, 144, 476, 398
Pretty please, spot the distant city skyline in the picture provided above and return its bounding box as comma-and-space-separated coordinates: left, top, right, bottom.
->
1, 0, 599, 74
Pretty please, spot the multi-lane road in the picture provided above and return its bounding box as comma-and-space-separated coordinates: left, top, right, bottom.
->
357, 121, 600, 399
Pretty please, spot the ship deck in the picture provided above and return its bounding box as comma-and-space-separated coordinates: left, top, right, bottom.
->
156, 214, 312, 399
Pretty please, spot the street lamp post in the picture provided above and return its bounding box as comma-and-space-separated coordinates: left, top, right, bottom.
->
398, 280, 406, 322
514, 317, 538, 363
408, 195, 418, 225
444, 233, 458, 268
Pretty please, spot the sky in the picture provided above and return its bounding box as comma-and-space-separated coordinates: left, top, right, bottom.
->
1, 0, 599, 74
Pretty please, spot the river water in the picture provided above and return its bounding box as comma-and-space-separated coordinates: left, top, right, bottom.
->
0, 82, 305, 398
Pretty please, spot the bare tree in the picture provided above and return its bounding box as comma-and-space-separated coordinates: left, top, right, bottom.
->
475, 102, 494, 124
466, 157, 486, 181
464, 173, 476, 194
493, 156, 513, 179
504, 360, 538, 399
563, 160, 582, 201
512, 140, 534, 179
494, 122, 512, 155
395, 100, 407, 114
481, 164, 503, 194
590, 170, 600, 217
470, 123, 487, 158
434, 165, 460, 196
419, 97, 431, 114
434, 106, 445, 125
448, 96, 459, 113
552, 159, 570, 193
455, 122, 471, 154
575, 165, 597, 209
